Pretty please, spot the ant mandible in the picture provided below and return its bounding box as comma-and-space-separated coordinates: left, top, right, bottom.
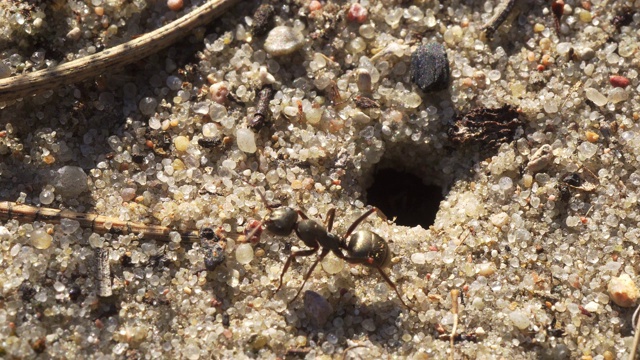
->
247, 190, 414, 311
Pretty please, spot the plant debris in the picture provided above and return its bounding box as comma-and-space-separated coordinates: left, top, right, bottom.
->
448, 105, 523, 148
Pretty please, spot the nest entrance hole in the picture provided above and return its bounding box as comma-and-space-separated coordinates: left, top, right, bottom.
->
366, 168, 444, 228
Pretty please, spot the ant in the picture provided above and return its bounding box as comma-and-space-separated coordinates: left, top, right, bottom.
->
247, 190, 414, 310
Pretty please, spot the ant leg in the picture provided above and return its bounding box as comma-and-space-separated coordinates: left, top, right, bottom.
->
243, 221, 262, 243
375, 267, 414, 311
289, 248, 330, 304
325, 208, 336, 232
276, 247, 318, 292
296, 210, 309, 220
254, 188, 282, 209
344, 207, 377, 238
336, 251, 415, 311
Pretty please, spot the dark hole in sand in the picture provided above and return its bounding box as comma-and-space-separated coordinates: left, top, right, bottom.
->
366, 168, 443, 228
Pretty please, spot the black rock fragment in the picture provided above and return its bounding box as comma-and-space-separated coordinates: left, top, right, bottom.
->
200, 227, 226, 271
203, 242, 225, 271
251, 4, 275, 37
410, 43, 450, 92
611, 7, 635, 31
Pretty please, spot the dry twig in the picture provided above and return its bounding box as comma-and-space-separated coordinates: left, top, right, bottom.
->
450, 289, 460, 360
0, 0, 240, 103
0, 201, 201, 242
630, 304, 640, 360
482, 0, 517, 38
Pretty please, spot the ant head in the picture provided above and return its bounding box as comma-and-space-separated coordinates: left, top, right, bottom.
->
243, 187, 299, 239
264, 207, 297, 236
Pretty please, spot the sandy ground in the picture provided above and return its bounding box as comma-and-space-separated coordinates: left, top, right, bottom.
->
1, 0, 640, 359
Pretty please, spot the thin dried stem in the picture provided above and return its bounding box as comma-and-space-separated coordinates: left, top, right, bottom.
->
630, 304, 640, 360
0, 201, 201, 242
95, 247, 113, 298
0, 0, 240, 103
450, 289, 460, 360
482, 0, 517, 38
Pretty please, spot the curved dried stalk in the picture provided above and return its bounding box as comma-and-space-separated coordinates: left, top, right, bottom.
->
0, 0, 240, 103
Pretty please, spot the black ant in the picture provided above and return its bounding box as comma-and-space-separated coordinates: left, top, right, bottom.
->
247, 190, 414, 310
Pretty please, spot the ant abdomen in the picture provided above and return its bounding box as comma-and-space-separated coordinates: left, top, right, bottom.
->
344, 230, 391, 269
264, 207, 298, 236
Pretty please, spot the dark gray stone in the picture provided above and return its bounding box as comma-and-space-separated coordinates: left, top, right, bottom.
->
54, 166, 88, 198
304, 290, 333, 327
410, 43, 450, 92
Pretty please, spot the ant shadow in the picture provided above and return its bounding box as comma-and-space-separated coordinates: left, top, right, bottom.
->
285, 291, 409, 355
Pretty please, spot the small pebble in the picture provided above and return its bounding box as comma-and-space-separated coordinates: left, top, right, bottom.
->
608, 87, 628, 104
526, 144, 553, 173
321, 254, 344, 274
490, 212, 509, 227
410, 43, 450, 92
167, 0, 183, 11
556, 42, 572, 55
306, 107, 323, 124
443, 25, 462, 45
31, 229, 53, 250
236, 128, 257, 153
304, 290, 333, 327
0, 62, 10, 79
585, 130, 599, 143
584, 87, 607, 106
60, 219, 80, 234
355, 68, 372, 93
174, 136, 190, 152
509, 310, 530, 330
250, 334, 268, 350
410, 253, 426, 265
54, 166, 88, 198
543, 344, 570, 360
264, 26, 304, 56
347, 3, 368, 23
476, 262, 497, 276
608, 273, 639, 307
235, 243, 254, 264
609, 75, 631, 88
66, 27, 82, 41
209, 82, 229, 104
139, 97, 158, 115
361, 318, 376, 332
0, 226, 11, 241
576, 47, 595, 61
39, 188, 55, 205
309, 1, 322, 12
577, 141, 598, 159
584, 301, 598, 312
120, 187, 137, 202
404, 92, 423, 108
579, 10, 592, 22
